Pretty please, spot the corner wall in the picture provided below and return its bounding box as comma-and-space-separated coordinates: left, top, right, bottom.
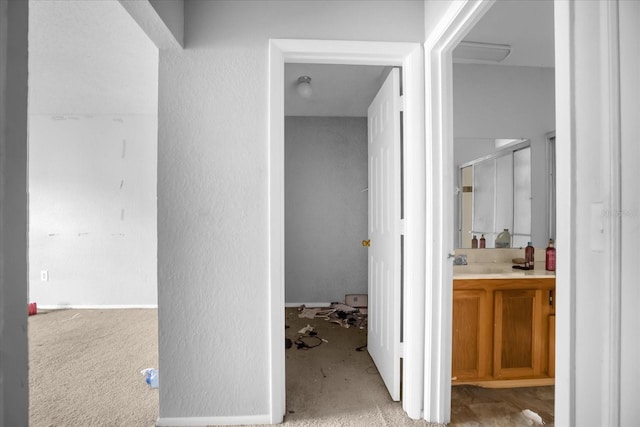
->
157, 1, 423, 422
0, 0, 29, 425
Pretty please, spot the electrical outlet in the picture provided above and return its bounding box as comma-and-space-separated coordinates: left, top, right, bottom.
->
40, 270, 48, 281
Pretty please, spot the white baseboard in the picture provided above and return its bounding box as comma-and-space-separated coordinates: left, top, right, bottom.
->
284, 302, 332, 308
36, 304, 158, 310
156, 414, 271, 426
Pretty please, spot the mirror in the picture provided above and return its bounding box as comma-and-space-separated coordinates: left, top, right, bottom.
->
456, 139, 532, 249
451, 59, 556, 249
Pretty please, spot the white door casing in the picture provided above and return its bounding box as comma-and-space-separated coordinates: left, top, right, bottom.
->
367, 68, 401, 401
269, 39, 425, 423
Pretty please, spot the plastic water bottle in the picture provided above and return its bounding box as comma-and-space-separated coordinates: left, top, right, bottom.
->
495, 229, 511, 248
142, 368, 159, 388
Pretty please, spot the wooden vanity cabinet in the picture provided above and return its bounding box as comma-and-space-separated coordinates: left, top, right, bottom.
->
452, 289, 493, 381
452, 277, 555, 386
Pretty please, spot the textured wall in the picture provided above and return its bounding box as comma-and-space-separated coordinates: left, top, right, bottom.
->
0, 0, 29, 425
285, 117, 368, 304
453, 64, 555, 247
157, 0, 423, 420
28, 0, 158, 307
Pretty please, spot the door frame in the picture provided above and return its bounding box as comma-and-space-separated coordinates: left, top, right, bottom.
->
423, 0, 498, 422
424, 0, 570, 425
268, 39, 425, 423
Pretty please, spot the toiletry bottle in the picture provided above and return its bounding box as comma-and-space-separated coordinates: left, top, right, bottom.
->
471, 235, 478, 248
525, 242, 535, 270
545, 239, 556, 271
479, 234, 486, 248
495, 229, 511, 248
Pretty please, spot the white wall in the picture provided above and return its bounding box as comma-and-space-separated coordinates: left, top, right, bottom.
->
28, 0, 158, 308
453, 64, 555, 247
556, 1, 640, 425
156, 0, 423, 422
0, 1, 29, 425
619, 2, 640, 424
285, 117, 368, 304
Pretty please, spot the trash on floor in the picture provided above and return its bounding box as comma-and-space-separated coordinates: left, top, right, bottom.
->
140, 368, 159, 388
294, 335, 323, 350
297, 301, 368, 329
345, 294, 368, 308
28, 302, 37, 316
285, 338, 293, 349
521, 409, 544, 425
298, 324, 315, 334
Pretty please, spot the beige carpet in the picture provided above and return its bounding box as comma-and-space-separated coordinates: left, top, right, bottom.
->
29, 309, 159, 427
29, 308, 552, 426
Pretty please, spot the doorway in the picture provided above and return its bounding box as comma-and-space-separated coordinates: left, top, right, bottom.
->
424, 0, 557, 424
268, 39, 425, 423
283, 63, 398, 420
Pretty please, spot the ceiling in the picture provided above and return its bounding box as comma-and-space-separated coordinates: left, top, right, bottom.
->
284, 63, 389, 117
285, 0, 554, 117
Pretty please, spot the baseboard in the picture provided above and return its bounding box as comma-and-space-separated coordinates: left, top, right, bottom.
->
156, 414, 271, 426
284, 302, 332, 308
36, 304, 158, 310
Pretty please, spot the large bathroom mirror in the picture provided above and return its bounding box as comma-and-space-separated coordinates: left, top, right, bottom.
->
456, 138, 532, 249
452, 53, 556, 249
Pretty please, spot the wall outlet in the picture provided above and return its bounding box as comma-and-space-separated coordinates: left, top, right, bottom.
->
40, 270, 48, 281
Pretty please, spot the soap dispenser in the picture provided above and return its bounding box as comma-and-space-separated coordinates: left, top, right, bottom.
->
471, 235, 478, 248
479, 234, 486, 248
525, 242, 535, 270
545, 239, 556, 271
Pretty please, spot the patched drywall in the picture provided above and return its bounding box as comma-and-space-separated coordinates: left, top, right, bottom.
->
285, 117, 368, 304
28, 0, 158, 307
28, 115, 158, 306
156, 0, 423, 420
453, 64, 555, 247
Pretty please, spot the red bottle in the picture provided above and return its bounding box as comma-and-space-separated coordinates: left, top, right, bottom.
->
525, 242, 535, 270
545, 239, 556, 271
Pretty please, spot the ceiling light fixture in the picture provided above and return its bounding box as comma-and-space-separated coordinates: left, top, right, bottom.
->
453, 41, 512, 63
296, 76, 312, 98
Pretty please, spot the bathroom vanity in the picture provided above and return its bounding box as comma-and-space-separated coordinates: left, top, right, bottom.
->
452, 261, 556, 387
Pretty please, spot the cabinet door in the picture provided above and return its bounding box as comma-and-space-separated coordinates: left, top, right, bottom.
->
493, 289, 544, 378
452, 289, 492, 380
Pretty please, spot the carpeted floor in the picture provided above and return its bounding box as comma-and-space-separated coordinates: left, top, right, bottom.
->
29, 308, 553, 426
29, 309, 159, 427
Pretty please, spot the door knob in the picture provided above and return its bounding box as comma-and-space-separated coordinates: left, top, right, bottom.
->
362, 240, 371, 247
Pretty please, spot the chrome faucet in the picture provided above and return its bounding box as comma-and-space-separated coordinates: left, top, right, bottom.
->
453, 254, 468, 265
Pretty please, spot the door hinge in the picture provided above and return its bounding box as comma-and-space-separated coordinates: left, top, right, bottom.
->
399, 219, 406, 234
399, 94, 405, 112
399, 342, 405, 358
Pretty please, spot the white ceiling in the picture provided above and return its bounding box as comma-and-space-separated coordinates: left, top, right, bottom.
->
285, 0, 554, 117
284, 63, 390, 117
30, 0, 553, 117
461, 0, 554, 68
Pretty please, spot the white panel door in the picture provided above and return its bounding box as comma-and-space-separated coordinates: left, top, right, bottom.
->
367, 68, 401, 401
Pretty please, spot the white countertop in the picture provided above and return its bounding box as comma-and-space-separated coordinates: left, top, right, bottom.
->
453, 262, 556, 279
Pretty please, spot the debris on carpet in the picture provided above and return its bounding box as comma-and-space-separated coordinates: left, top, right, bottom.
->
521, 409, 544, 425
298, 302, 367, 329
